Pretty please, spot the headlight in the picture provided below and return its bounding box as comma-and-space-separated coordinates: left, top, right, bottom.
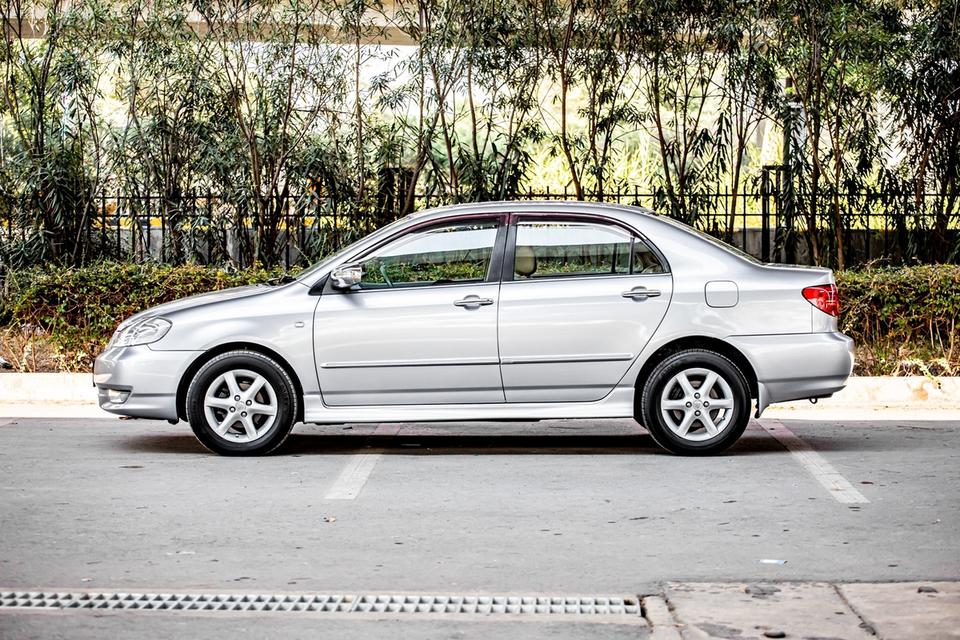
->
110, 318, 172, 348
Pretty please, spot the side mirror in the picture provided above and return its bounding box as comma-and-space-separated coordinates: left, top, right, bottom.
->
331, 264, 362, 290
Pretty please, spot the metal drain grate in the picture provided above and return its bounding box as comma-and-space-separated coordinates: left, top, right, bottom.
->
351, 594, 638, 615
0, 592, 354, 613
0, 591, 640, 617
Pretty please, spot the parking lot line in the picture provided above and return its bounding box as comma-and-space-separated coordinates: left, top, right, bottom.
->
324, 452, 382, 500
760, 419, 869, 504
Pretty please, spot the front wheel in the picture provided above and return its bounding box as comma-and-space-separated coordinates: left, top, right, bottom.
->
639, 349, 751, 455
185, 350, 298, 456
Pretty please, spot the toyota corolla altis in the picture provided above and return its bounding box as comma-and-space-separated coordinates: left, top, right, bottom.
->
95, 202, 853, 455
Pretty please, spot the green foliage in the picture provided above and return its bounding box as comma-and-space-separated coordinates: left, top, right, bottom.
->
836, 265, 960, 375
0, 261, 294, 367
360, 258, 488, 287
0, 0, 958, 269
1, 262, 958, 375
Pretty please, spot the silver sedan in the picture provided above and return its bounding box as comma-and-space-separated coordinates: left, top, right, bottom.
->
94, 202, 854, 455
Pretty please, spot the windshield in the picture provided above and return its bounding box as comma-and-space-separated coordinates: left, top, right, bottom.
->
295, 215, 414, 283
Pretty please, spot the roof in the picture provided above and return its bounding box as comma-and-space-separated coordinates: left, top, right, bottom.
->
406, 200, 660, 221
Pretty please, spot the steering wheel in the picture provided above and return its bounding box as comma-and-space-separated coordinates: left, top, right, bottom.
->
379, 262, 393, 287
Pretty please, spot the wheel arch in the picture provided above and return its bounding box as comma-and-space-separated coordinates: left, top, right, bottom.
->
176, 342, 306, 422
634, 336, 759, 405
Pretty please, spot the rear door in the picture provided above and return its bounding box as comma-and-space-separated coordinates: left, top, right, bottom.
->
497, 215, 672, 403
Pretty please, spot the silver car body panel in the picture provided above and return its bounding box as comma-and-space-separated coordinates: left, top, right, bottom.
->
93, 201, 854, 423
314, 281, 504, 405
94, 345, 200, 419
497, 272, 672, 402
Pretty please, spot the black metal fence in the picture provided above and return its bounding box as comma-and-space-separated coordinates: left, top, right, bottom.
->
2, 188, 956, 269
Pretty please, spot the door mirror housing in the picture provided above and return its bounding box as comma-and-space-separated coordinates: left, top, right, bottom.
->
331, 264, 362, 290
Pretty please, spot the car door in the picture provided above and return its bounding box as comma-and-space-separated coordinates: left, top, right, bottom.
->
498, 215, 672, 403
313, 216, 506, 406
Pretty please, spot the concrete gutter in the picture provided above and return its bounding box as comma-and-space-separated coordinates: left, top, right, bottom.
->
1, 373, 959, 418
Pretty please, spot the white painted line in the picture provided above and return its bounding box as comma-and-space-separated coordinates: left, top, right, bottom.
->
324, 452, 382, 500
760, 419, 869, 504
0, 419, 12, 427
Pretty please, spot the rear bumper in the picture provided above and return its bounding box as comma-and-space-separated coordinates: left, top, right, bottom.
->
727, 332, 854, 415
93, 346, 201, 420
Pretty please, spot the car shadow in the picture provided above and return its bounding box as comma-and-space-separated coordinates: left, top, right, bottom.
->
115, 421, 916, 457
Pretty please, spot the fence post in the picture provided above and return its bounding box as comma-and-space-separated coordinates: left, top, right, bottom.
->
100, 193, 106, 256
145, 194, 152, 261
760, 171, 771, 262
116, 196, 122, 258
781, 92, 799, 264
160, 198, 166, 264
284, 196, 291, 270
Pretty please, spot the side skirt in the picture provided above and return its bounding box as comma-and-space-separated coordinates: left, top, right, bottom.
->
302, 387, 635, 424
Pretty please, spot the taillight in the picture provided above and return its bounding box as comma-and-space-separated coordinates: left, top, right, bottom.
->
802, 284, 840, 317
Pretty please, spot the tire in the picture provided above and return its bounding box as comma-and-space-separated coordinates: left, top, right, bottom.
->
639, 349, 751, 455
185, 350, 298, 456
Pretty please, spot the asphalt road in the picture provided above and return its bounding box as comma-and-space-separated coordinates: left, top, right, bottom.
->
1, 414, 957, 638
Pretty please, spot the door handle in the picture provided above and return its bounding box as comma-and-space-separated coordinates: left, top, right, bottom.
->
454, 295, 494, 308
622, 287, 661, 300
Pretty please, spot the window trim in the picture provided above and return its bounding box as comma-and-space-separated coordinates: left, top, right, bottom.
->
501, 213, 670, 283
325, 214, 508, 294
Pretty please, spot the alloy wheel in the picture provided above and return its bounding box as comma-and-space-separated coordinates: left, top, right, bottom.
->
202, 369, 278, 443
659, 367, 736, 442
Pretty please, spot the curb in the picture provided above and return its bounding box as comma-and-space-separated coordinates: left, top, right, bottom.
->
769, 375, 960, 412
1, 373, 959, 411
0, 372, 95, 405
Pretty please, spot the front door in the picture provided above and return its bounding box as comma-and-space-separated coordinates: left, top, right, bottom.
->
313, 217, 505, 406
498, 216, 672, 403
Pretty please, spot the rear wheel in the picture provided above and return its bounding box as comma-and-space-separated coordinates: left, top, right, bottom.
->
185, 350, 298, 456
639, 349, 751, 455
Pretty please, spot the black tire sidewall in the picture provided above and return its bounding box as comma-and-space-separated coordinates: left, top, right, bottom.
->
186, 351, 297, 456
641, 350, 751, 455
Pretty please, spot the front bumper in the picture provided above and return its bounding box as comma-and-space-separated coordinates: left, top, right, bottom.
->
94, 346, 202, 420
727, 332, 855, 415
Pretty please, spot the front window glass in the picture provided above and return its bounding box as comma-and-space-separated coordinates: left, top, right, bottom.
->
295, 214, 414, 283
358, 220, 498, 288
513, 220, 664, 279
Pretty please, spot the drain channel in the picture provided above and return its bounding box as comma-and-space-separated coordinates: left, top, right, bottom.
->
1, 591, 641, 617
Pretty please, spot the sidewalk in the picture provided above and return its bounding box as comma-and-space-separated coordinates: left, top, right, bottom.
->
645, 581, 959, 640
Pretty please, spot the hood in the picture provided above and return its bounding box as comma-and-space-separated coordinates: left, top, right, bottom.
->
121, 284, 276, 328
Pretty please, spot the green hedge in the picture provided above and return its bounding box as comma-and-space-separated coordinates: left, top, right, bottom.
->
2, 262, 958, 375
1, 262, 291, 370
836, 265, 959, 376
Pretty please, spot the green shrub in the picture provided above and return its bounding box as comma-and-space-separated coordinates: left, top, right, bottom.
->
1, 262, 958, 375
836, 265, 959, 376
1, 262, 292, 370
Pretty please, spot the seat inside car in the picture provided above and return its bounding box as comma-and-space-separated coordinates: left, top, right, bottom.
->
515, 245, 537, 278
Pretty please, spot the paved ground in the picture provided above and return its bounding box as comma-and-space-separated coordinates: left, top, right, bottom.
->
0, 414, 958, 638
